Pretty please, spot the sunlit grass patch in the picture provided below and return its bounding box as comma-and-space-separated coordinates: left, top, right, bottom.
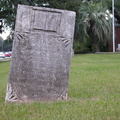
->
0, 54, 120, 120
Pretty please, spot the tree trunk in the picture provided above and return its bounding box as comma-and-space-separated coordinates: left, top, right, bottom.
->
94, 44, 100, 52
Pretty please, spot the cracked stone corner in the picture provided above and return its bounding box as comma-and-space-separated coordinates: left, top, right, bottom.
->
57, 88, 68, 100
5, 83, 19, 102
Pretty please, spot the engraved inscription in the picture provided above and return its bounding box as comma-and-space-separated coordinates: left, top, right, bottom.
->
33, 10, 61, 32
33, 11, 46, 30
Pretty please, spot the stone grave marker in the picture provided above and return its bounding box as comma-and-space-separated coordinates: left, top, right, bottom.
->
5, 4, 76, 102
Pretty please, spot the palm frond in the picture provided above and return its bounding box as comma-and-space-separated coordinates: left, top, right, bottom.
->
77, 0, 112, 44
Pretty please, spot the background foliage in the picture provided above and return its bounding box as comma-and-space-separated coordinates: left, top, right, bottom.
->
0, 0, 120, 53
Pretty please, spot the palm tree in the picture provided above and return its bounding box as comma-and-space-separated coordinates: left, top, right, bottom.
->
76, 0, 112, 52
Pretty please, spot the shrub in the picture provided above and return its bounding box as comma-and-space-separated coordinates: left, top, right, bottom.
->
74, 40, 94, 54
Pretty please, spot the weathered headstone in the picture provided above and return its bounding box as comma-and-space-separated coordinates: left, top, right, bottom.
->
5, 5, 76, 102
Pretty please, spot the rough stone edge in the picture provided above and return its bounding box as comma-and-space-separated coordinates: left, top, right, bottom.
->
5, 83, 19, 103
56, 87, 68, 100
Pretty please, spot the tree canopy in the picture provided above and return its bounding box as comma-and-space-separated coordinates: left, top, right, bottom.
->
76, 1, 112, 41
0, 0, 120, 52
0, 0, 120, 33
0, 0, 82, 33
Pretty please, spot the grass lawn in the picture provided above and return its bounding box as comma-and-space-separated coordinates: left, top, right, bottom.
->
0, 54, 120, 120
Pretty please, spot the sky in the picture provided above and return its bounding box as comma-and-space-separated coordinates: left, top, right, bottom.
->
0, 28, 10, 40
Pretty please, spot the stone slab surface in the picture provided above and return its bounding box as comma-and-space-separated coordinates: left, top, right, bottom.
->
5, 5, 76, 102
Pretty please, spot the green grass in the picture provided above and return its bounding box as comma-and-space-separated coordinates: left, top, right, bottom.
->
0, 54, 120, 120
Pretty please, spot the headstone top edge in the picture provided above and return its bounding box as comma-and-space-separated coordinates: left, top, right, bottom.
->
17, 4, 76, 15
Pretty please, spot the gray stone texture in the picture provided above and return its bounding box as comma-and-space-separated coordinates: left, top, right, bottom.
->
5, 5, 76, 102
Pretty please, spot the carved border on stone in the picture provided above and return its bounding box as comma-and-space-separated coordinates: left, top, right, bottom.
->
5, 83, 19, 102
31, 9, 61, 34
56, 87, 68, 100
58, 37, 72, 53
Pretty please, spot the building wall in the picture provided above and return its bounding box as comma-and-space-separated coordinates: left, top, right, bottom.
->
109, 26, 120, 52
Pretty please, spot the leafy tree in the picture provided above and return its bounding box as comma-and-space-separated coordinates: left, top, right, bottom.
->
0, 0, 120, 32
1, 0, 120, 52
0, 36, 12, 51
98, 0, 120, 24
0, 0, 81, 33
75, 0, 112, 52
